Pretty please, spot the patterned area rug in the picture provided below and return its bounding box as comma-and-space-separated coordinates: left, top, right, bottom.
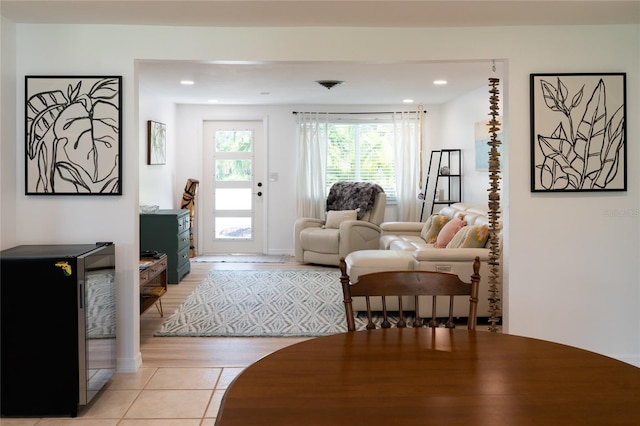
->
155, 269, 347, 337
191, 255, 288, 263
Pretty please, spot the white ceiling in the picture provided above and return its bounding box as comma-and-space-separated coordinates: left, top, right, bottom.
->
137, 60, 504, 105
3, 1, 638, 105
3, 1, 638, 28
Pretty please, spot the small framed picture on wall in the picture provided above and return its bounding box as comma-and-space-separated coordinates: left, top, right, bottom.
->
147, 120, 166, 165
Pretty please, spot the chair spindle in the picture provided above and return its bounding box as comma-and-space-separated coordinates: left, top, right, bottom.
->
412, 296, 423, 327
397, 296, 406, 328
429, 296, 438, 327
381, 296, 391, 328
365, 296, 375, 330
445, 296, 456, 328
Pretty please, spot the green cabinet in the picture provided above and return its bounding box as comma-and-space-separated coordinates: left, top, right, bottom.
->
140, 209, 191, 284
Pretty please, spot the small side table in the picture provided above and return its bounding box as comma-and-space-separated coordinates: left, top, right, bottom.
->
139, 254, 168, 316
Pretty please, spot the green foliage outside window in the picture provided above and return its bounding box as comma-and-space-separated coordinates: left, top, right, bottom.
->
215, 130, 253, 181
326, 123, 397, 199
215, 130, 252, 152
215, 159, 251, 181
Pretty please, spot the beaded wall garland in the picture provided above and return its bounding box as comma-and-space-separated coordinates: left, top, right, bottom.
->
487, 78, 502, 332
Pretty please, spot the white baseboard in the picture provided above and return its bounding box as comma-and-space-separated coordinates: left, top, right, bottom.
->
116, 351, 143, 373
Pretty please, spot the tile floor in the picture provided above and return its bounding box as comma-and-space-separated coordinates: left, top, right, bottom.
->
0, 366, 244, 425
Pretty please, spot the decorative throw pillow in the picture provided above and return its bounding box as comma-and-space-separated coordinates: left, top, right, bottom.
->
325, 209, 359, 229
447, 224, 490, 249
434, 218, 466, 248
420, 214, 450, 243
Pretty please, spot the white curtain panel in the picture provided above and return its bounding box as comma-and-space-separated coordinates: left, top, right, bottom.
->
393, 111, 421, 222
295, 112, 328, 218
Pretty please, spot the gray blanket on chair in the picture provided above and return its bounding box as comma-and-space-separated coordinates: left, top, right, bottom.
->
326, 182, 384, 220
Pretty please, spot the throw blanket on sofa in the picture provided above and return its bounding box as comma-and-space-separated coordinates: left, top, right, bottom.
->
326, 182, 384, 219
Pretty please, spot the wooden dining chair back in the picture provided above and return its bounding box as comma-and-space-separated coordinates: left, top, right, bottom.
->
339, 256, 480, 331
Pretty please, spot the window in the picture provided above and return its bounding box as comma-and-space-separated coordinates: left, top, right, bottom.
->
326, 121, 397, 200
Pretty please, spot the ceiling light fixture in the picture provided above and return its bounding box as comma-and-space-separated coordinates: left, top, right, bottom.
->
433, 80, 448, 85
180, 80, 195, 85
315, 80, 344, 90
403, 99, 414, 103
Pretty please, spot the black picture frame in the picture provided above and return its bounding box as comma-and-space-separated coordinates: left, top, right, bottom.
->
530, 73, 626, 192
147, 120, 166, 165
25, 75, 122, 195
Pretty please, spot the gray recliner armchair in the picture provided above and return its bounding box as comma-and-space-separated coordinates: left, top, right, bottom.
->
294, 182, 386, 266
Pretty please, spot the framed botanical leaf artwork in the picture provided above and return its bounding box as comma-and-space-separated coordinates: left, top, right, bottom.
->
147, 120, 166, 165
530, 73, 626, 192
25, 75, 122, 195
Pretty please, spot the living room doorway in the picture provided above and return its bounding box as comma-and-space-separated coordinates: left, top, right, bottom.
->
201, 120, 266, 254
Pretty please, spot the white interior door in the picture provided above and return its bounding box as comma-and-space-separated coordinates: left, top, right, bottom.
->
202, 120, 265, 254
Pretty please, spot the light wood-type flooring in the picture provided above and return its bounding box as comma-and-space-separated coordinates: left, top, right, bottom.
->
139, 257, 331, 368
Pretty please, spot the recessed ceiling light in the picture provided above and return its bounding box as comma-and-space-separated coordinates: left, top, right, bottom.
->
180, 80, 195, 85
207, 99, 219, 103
403, 99, 414, 103
433, 80, 448, 85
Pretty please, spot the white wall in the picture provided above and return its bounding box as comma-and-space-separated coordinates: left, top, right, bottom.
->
506, 26, 639, 365
3, 23, 639, 369
174, 104, 297, 255
139, 84, 177, 209
1, 17, 17, 249
12, 24, 146, 372
441, 84, 504, 207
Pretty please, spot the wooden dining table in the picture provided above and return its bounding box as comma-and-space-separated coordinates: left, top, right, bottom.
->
215, 328, 640, 425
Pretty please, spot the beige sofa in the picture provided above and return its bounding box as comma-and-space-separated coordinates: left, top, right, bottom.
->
345, 203, 499, 317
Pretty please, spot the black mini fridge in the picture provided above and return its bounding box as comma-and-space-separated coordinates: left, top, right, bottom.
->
0, 243, 116, 417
